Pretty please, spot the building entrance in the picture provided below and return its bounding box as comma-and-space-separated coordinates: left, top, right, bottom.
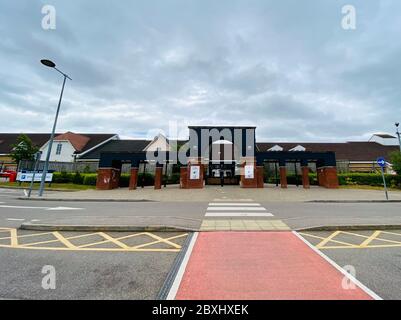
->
206, 139, 239, 185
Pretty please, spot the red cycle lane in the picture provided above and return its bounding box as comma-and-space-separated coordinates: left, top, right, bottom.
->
174, 232, 376, 300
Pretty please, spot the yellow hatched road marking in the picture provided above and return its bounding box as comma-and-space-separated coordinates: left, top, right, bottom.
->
10, 229, 18, 247
0, 231, 54, 241
360, 231, 381, 247
316, 231, 341, 248
78, 232, 147, 248
341, 231, 401, 245
0, 245, 181, 252
142, 232, 183, 249
21, 232, 101, 247
0, 228, 188, 252
300, 230, 401, 250
298, 232, 357, 248
381, 231, 401, 236
133, 233, 187, 249
52, 232, 77, 249
97, 232, 130, 249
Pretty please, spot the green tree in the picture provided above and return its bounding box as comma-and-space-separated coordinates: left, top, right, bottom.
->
10, 134, 39, 170
390, 151, 401, 175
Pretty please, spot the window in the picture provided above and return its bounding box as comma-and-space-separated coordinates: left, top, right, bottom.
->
56, 143, 63, 155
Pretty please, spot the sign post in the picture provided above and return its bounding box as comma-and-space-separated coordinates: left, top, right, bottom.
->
377, 157, 388, 201
27, 151, 43, 198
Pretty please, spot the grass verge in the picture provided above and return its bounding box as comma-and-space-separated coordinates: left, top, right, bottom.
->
0, 182, 96, 191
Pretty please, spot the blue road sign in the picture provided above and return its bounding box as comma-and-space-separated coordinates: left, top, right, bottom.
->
377, 157, 386, 168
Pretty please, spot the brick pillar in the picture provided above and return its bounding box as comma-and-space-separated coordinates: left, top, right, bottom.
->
187, 162, 204, 189
317, 167, 326, 187
96, 168, 113, 190
129, 167, 139, 190
180, 166, 188, 189
240, 157, 258, 188
323, 167, 339, 189
154, 166, 163, 190
256, 166, 264, 188
96, 168, 120, 190
301, 166, 310, 189
111, 169, 120, 189
279, 167, 287, 189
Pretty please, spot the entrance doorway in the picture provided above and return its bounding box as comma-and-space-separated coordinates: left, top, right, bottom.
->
206, 139, 239, 185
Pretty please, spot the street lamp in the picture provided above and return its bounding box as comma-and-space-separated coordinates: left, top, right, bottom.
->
38, 59, 71, 197
396, 123, 401, 152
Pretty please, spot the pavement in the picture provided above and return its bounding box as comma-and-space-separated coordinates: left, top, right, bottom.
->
19, 184, 401, 203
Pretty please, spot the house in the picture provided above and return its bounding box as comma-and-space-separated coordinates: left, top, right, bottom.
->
39, 132, 118, 162
256, 133, 399, 173
79, 131, 400, 173
0, 132, 118, 170
78, 134, 187, 162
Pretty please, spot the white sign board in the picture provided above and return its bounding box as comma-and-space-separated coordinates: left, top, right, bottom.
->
244, 165, 254, 179
190, 166, 200, 180
17, 172, 53, 182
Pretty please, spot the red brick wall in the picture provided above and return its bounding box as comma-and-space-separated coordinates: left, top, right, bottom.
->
96, 168, 120, 190
279, 167, 287, 188
154, 167, 163, 190
180, 166, 188, 189
129, 168, 139, 190
301, 167, 310, 189
240, 159, 258, 188
317, 167, 339, 189
324, 167, 339, 189
186, 163, 204, 189
256, 166, 264, 188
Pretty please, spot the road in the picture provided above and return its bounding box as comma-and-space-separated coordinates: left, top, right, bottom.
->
1, 188, 401, 229
1, 188, 401, 299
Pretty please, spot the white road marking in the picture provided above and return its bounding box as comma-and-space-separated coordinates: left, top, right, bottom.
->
293, 231, 382, 300
205, 212, 274, 217
205, 201, 274, 217
6, 218, 25, 221
213, 198, 253, 202
209, 203, 261, 206
31, 219, 40, 222
207, 207, 266, 211
167, 232, 199, 300
0, 205, 83, 211
47, 207, 83, 211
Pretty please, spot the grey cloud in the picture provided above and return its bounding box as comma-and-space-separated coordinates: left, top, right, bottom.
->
0, 0, 400, 141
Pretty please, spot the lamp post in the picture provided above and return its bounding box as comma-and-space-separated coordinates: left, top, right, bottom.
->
396, 123, 401, 152
38, 59, 71, 197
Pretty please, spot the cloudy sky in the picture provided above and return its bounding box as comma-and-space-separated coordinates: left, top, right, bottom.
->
0, 0, 400, 141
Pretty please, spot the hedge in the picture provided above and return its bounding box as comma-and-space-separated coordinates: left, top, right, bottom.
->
265, 172, 401, 189
51, 171, 401, 189
337, 173, 401, 189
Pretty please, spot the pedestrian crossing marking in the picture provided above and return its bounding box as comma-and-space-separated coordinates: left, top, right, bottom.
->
207, 207, 267, 211
205, 212, 274, 217
200, 219, 290, 231
205, 201, 274, 218
209, 203, 261, 206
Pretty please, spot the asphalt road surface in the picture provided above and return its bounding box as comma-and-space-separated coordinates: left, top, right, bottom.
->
1, 188, 401, 230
